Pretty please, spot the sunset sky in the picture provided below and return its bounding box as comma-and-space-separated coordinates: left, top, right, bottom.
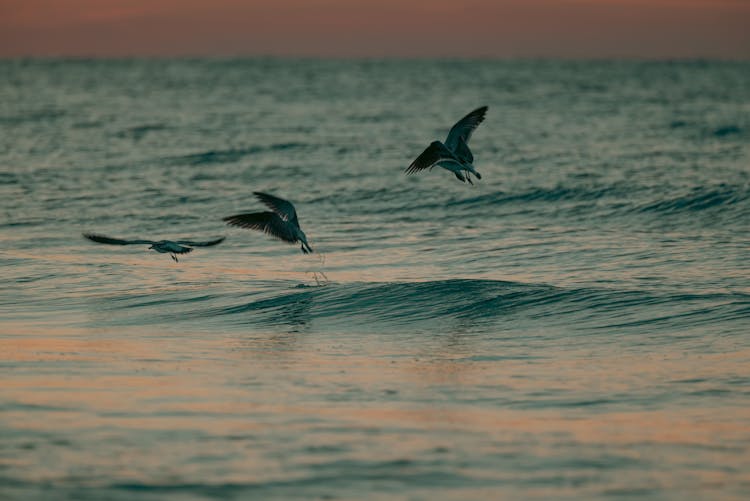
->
1, 0, 748, 59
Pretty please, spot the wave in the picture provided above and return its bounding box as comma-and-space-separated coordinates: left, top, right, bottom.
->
445, 186, 625, 208
635, 184, 749, 216
712, 125, 743, 138
166, 143, 311, 166
0, 172, 20, 185
0, 109, 66, 125
669, 121, 745, 139
0, 462, 479, 501
115, 123, 168, 141
432, 183, 749, 223
90, 279, 750, 336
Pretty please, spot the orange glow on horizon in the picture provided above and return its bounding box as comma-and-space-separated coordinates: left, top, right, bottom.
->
0, 0, 748, 58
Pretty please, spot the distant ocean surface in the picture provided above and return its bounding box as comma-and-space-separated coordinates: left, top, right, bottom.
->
1, 59, 749, 500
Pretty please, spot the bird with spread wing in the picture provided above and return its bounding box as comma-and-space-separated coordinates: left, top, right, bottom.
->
223, 192, 313, 254
83, 233, 225, 262
406, 106, 488, 184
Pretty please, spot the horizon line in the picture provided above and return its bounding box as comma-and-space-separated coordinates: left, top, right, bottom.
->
2, 54, 749, 63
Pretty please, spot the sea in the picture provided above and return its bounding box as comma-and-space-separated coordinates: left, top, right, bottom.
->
1, 59, 749, 500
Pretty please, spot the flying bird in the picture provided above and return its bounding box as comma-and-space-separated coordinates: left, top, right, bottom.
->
83, 233, 225, 262
223, 192, 313, 254
406, 106, 488, 184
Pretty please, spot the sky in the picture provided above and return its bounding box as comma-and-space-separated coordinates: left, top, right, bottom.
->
1, 0, 749, 59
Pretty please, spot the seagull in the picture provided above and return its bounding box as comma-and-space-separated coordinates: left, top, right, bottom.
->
406, 106, 488, 184
223, 192, 313, 254
83, 233, 225, 262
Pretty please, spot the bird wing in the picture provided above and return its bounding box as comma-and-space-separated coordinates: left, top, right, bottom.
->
445, 106, 488, 151
83, 233, 155, 245
406, 142, 457, 174
175, 236, 226, 247
453, 138, 474, 164
253, 192, 297, 223
223, 212, 297, 244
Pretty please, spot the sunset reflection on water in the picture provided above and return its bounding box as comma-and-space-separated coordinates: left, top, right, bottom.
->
2, 325, 749, 498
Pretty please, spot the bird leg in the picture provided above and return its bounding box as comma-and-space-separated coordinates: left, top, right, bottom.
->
171, 253, 179, 262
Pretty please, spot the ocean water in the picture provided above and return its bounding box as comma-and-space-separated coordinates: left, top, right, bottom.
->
1, 59, 749, 500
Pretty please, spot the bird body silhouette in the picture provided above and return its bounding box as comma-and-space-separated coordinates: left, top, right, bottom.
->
83, 234, 225, 262
406, 106, 488, 184
223, 192, 313, 254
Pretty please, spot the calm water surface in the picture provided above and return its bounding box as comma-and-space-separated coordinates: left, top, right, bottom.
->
1, 59, 749, 499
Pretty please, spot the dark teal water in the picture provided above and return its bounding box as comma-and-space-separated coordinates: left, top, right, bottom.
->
1, 60, 749, 500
